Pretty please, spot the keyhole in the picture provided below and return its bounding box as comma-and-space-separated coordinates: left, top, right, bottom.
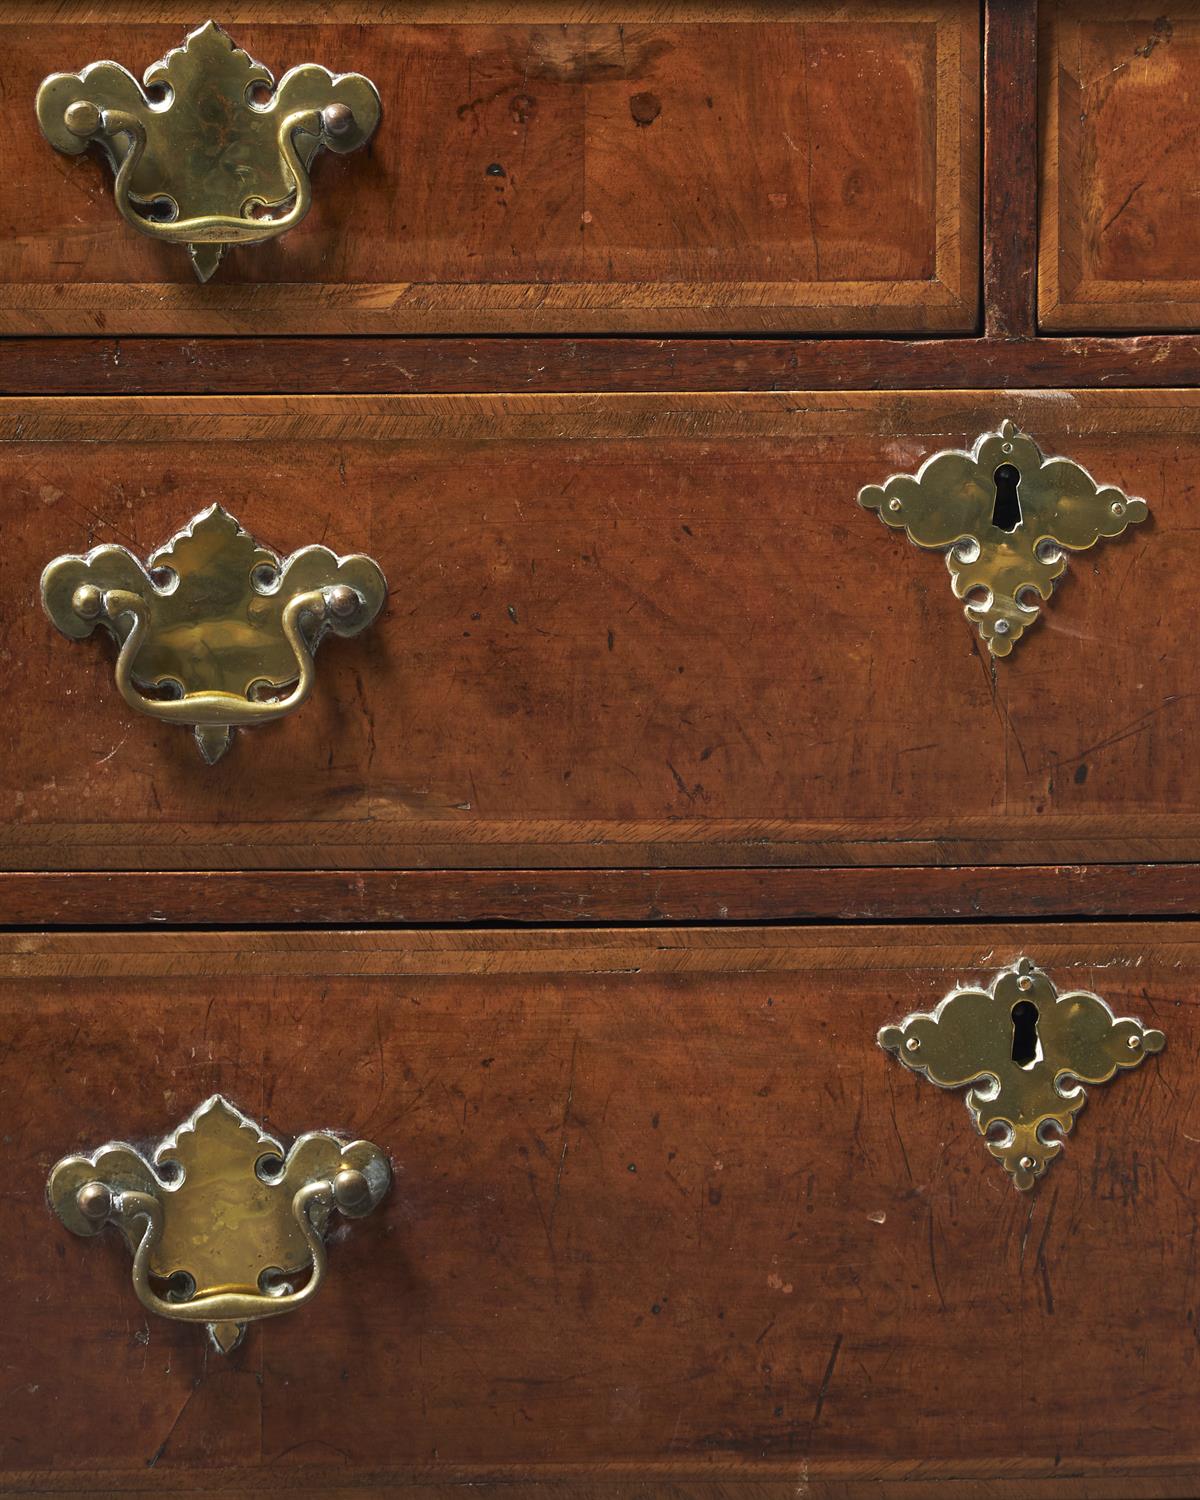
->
992, 463, 1023, 532
1010, 999, 1041, 1069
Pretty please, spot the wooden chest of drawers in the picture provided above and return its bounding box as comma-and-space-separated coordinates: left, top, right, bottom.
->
3, 3, 1200, 1498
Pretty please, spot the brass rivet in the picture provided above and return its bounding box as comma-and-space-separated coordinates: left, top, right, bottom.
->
1111, 501, 1125, 517
64, 100, 102, 136
887, 497, 902, 512
77, 1181, 112, 1220
1127, 1035, 1140, 1049
1018, 975, 1033, 992
72, 584, 103, 619
327, 585, 359, 619
1019, 1155, 1035, 1171
905, 1036, 920, 1052
322, 102, 355, 136
332, 1167, 371, 1212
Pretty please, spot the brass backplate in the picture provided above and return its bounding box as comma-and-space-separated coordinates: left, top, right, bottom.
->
36, 20, 381, 281
48, 1095, 391, 1352
859, 421, 1149, 655
879, 958, 1164, 1189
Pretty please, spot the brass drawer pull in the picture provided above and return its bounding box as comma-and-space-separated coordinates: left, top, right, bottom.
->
41, 504, 387, 763
36, 20, 381, 282
880, 958, 1164, 1190
48, 1095, 390, 1354
859, 421, 1149, 655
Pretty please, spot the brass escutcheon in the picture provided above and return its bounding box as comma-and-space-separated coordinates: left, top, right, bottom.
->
859, 421, 1149, 656
41, 504, 387, 763
48, 1095, 391, 1354
36, 20, 381, 281
879, 958, 1164, 1190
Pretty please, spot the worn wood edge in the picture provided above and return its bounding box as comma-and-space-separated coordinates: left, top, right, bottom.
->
9, 798, 1200, 875
0, 285, 979, 338
1039, 296, 1200, 331
1, 865, 1197, 927
936, 0, 981, 326
8, 386, 1200, 442
10, 829, 1200, 872
4, 1481, 1200, 1500
0, 923, 1196, 979
1035, 0, 1067, 328
6, 1487, 1199, 1500
983, 0, 1037, 336
3, 337, 1199, 393
4, 1456, 1200, 1494
0, 2, 972, 26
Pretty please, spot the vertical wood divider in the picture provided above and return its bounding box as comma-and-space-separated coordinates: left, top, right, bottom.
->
983, 0, 1039, 337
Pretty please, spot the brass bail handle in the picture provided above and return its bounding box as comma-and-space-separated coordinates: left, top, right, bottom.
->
41, 505, 388, 764
36, 20, 382, 281
49, 1096, 391, 1354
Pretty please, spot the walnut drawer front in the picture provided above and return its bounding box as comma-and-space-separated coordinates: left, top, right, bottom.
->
1040, 0, 1200, 330
0, 924, 1188, 1495
2, 389, 1190, 874
0, 1, 980, 336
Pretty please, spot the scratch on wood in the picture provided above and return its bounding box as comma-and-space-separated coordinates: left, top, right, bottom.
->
810, 1332, 843, 1428
547, 1034, 578, 1247
146, 1370, 204, 1468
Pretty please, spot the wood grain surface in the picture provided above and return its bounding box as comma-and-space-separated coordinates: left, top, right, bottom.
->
0, 2, 978, 334
0, 924, 1194, 1493
7, 332, 1200, 396
4, 863, 1200, 926
983, 0, 1037, 337
1040, 1, 1200, 329
0, 390, 1193, 875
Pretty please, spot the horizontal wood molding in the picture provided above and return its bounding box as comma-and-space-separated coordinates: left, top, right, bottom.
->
4, 335, 1200, 393
5, 1466, 1200, 1499
4, 921, 1199, 971
1, 864, 1197, 927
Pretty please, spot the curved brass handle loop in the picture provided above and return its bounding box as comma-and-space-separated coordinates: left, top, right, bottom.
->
36, 20, 381, 281
103, 106, 318, 248
104, 586, 329, 727
122, 1179, 331, 1332
49, 1096, 390, 1354
42, 506, 387, 764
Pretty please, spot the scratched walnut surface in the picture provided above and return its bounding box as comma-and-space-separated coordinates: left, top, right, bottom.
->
1040, 1, 1200, 329
0, 2, 979, 333
0, 389, 1194, 873
0, 925, 1192, 1495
